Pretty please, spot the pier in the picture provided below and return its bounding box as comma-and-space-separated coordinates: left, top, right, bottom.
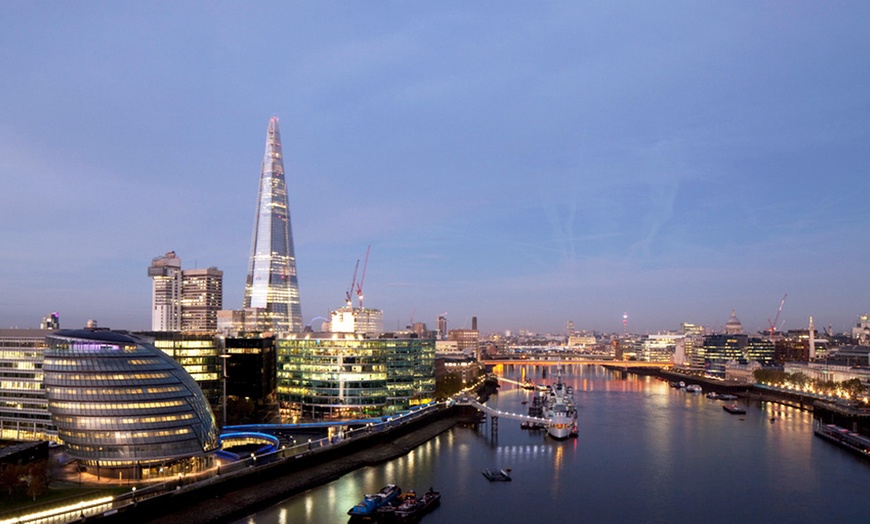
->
457, 396, 548, 438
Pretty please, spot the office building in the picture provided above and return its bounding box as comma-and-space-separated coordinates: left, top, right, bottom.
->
640, 334, 682, 362
852, 314, 870, 345
43, 330, 219, 473
276, 333, 435, 421
703, 334, 748, 378
329, 306, 384, 335
136, 332, 222, 410
223, 336, 278, 423
448, 329, 479, 358
243, 116, 303, 334
0, 330, 56, 442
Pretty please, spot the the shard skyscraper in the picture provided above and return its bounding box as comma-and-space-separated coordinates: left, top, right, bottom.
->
244, 116, 303, 333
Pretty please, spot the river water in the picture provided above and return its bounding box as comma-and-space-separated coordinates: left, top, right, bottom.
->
235, 364, 870, 523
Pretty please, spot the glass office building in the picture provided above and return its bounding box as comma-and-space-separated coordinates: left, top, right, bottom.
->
277, 333, 435, 421
243, 116, 303, 334
43, 330, 219, 470
138, 332, 223, 410
0, 330, 56, 442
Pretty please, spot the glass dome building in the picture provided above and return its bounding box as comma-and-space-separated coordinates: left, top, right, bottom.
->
43, 330, 219, 469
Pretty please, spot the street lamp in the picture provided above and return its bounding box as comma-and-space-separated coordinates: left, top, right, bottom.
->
219, 352, 231, 427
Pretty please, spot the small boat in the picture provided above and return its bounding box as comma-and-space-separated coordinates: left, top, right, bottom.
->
706, 392, 720, 400
394, 488, 441, 520
482, 468, 512, 481
678, 381, 686, 388
521, 400, 528, 405
521, 381, 536, 390
723, 404, 746, 415
685, 384, 702, 393
347, 484, 402, 517
718, 394, 738, 400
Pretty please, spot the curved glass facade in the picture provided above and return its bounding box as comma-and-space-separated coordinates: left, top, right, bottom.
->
44, 330, 219, 467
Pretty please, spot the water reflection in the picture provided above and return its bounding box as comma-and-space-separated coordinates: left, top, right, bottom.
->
238, 364, 870, 524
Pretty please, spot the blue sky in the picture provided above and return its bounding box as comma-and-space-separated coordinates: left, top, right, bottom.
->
1, 2, 869, 335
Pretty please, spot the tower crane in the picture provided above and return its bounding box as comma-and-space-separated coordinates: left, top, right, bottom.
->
355, 245, 371, 309
768, 293, 787, 344
346, 259, 359, 307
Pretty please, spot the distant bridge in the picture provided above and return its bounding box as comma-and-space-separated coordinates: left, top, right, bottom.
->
482, 358, 670, 368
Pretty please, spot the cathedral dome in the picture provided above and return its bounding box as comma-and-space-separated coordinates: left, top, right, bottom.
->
725, 309, 743, 335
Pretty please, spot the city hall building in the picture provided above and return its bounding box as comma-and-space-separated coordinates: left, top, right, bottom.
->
43, 330, 219, 476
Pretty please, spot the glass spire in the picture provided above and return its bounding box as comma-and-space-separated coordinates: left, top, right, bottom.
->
244, 116, 303, 333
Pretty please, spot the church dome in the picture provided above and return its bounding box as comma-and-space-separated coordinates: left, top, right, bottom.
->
725, 309, 743, 335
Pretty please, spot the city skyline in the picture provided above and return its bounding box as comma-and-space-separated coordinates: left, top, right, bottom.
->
1, 3, 869, 334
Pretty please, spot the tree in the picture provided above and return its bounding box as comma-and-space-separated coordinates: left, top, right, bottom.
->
25, 462, 48, 501
0, 464, 20, 497
842, 378, 865, 400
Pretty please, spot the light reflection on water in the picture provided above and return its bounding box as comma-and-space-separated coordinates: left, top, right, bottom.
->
237, 365, 870, 524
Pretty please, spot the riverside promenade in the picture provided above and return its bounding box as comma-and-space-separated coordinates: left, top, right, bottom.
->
97, 406, 468, 524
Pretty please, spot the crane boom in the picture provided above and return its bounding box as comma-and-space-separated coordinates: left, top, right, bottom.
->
768, 293, 787, 343
356, 245, 371, 309
346, 259, 359, 306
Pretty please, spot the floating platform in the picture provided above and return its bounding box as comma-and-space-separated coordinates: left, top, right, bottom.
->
723, 404, 746, 415
482, 468, 511, 481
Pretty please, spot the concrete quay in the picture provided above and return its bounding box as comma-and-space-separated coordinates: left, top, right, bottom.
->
98, 407, 468, 524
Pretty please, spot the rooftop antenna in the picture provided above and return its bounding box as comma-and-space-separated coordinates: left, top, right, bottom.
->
623, 312, 628, 335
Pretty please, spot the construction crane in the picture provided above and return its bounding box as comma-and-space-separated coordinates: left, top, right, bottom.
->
768, 293, 787, 344
345, 259, 359, 307
355, 245, 371, 309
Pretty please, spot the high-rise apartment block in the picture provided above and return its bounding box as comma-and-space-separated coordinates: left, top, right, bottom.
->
41, 312, 59, 330
181, 267, 223, 332
437, 315, 448, 340
148, 252, 223, 332
148, 251, 182, 331
243, 117, 303, 334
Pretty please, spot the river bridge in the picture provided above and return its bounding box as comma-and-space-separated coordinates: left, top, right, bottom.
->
457, 395, 548, 437
482, 358, 670, 368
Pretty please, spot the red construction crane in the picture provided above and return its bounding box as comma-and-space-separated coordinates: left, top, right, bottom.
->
768, 293, 787, 344
355, 245, 371, 309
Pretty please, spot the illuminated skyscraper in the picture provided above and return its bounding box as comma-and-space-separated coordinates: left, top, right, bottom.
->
244, 117, 303, 333
148, 251, 182, 331
181, 267, 223, 332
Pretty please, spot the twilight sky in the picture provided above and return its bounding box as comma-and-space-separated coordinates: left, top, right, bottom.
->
2, 2, 869, 335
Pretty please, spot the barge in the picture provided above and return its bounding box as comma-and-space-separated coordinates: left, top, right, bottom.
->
814, 423, 870, 459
